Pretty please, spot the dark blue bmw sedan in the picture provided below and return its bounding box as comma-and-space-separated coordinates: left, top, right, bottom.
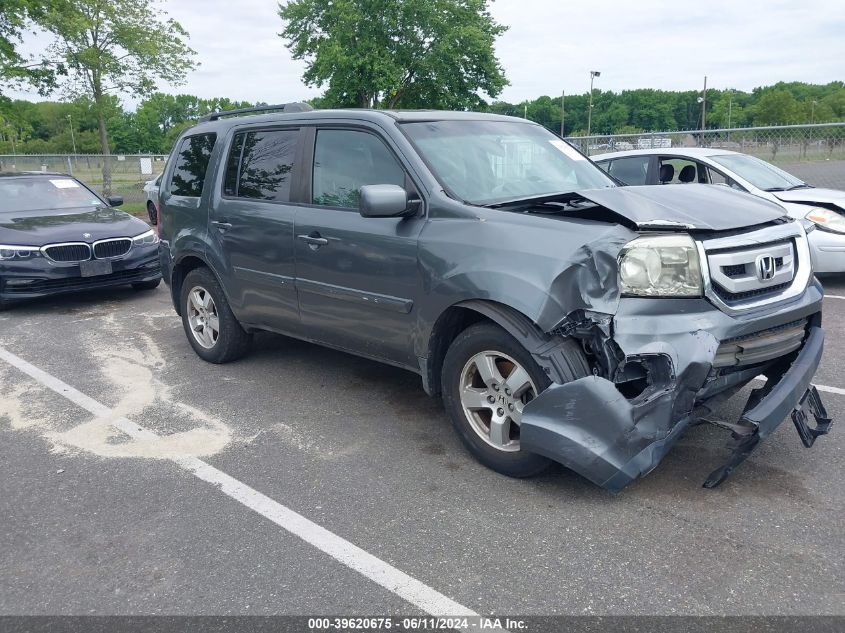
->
0, 172, 161, 309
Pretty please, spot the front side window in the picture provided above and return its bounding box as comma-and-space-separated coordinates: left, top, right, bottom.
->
224, 129, 299, 201
401, 120, 613, 205
607, 156, 650, 186
709, 153, 806, 191
312, 129, 405, 208
169, 133, 216, 197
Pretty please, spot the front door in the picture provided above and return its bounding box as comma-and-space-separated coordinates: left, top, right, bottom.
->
293, 127, 425, 367
210, 127, 302, 330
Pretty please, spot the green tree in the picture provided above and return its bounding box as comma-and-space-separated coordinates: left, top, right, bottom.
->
35, 0, 197, 192
752, 89, 801, 126
0, 1, 57, 94
278, 0, 508, 109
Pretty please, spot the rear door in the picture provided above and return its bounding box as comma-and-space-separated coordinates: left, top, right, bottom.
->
292, 126, 425, 367
209, 126, 302, 330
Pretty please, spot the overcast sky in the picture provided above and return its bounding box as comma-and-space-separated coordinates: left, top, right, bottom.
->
7, 0, 845, 107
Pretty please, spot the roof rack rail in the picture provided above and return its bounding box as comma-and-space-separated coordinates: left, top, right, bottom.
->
198, 102, 314, 123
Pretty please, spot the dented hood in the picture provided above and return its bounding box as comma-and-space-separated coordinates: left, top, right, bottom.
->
578, 184, 786, 231
773, 187, 845, 210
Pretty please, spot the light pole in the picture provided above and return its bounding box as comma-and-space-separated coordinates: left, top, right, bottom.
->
811, 100, 817, 124
586, 70, 600, 138
66, 114, 77, 154
700, 75, 707, 130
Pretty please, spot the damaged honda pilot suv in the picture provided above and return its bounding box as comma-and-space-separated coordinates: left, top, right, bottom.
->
158, 104, 832, 491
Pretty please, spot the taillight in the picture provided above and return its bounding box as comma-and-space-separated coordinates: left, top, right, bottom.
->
155, 202, 161, 238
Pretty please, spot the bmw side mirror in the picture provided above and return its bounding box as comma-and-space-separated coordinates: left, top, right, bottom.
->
359, 184, 411, 218
106, 195, 124, 207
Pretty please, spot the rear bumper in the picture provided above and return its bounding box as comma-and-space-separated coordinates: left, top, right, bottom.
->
521, 282, 830, 491
0, 245, 160, 302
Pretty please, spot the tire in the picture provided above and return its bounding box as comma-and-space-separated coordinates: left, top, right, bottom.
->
441, 321, 590, 478
132, 278, 161, 291
146, 201, 158, 225
180, 267, 251, 363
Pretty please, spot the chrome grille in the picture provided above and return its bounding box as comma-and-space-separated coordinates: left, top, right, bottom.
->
42, 243, 91, 262
699, 222, 811, 315
713, 319, 807, 368
708, 240, 795, 302
93, 238, 131, 259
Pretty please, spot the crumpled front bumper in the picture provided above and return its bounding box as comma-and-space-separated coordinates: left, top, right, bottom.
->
520, 281, 832, 491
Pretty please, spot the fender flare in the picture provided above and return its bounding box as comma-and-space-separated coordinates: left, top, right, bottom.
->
420, 300, 589, 395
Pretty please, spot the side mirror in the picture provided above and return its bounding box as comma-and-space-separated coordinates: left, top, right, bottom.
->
106, 195, 124, 207
359, 184, 410, 218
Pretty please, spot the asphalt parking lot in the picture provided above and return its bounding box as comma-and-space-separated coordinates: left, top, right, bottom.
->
1, 278, 844, 618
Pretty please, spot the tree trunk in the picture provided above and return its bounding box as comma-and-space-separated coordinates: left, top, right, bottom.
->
93, 80, 112, 196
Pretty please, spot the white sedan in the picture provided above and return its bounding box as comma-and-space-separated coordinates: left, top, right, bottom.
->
592, 147, 845, 274
142, 173, 162, 225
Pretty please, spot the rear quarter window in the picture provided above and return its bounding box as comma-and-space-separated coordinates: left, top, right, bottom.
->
169, 133, 217, 197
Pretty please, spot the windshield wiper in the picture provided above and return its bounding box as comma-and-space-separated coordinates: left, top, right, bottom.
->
786, 184, 813, 190
763, 187, 787, 192
484, 191, 587, 209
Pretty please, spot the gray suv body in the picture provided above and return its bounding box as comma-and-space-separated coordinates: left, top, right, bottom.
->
157, 105, 832, 491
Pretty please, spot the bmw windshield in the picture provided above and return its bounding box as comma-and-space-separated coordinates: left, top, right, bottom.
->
401, 120, 614, 206
0, 177, 104, 213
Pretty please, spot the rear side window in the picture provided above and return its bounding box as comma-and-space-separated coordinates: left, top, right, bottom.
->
607, 156, 650, 185
169, 133, 217, 197
223, 129, 299, 201
312, 129, 405, 208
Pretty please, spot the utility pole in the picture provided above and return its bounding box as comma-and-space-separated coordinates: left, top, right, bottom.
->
560, 90, 565, 137
586, 70, 600, 138
811, 100, 817, 124
67, 114, 77, 154
524, 102, 528, 119
700, 76, 707, 130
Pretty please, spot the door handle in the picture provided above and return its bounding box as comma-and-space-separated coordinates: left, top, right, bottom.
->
297, 233, 329, 247
211, 220, 233, 230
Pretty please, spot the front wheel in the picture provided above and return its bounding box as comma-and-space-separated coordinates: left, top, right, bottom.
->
441, 322, 589, 477
180, 267, 251, 363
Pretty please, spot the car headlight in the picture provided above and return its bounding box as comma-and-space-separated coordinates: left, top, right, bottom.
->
0, 245, 42, 260
132, 229, 159, 247
619, 234, 702, 297
805, 207, 845, 234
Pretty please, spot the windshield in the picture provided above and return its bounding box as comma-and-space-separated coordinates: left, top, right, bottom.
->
709, 154, 806, 191
401, 120, 614, 205
0, 177, 104, 213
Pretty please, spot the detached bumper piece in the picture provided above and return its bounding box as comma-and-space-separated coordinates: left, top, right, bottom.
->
703, 326, 831, 488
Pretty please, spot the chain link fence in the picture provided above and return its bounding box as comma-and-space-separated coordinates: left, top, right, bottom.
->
0, 154, 169, 205
564, 122, 845, 189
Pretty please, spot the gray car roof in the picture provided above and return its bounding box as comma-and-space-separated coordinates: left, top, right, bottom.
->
185, 108, 534, 135
592, 147, 740, 161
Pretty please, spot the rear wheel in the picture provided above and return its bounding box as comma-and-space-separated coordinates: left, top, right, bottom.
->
180, 267, 251, 363
441, 321, 589, 477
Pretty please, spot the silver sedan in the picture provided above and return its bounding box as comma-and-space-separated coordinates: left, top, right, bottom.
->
592, 147, 845, 274
142, 173, 162, 225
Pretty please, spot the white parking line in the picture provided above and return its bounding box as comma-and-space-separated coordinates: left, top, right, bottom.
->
754, 374, 845, 396
0, 346, 477, 618
824, 294, 845, 300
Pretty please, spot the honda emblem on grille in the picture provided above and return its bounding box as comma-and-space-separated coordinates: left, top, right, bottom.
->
756, 254, 777, 281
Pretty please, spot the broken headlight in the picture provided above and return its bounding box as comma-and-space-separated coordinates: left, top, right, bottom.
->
805, 207, 845, 234
619, 234, 702, 297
